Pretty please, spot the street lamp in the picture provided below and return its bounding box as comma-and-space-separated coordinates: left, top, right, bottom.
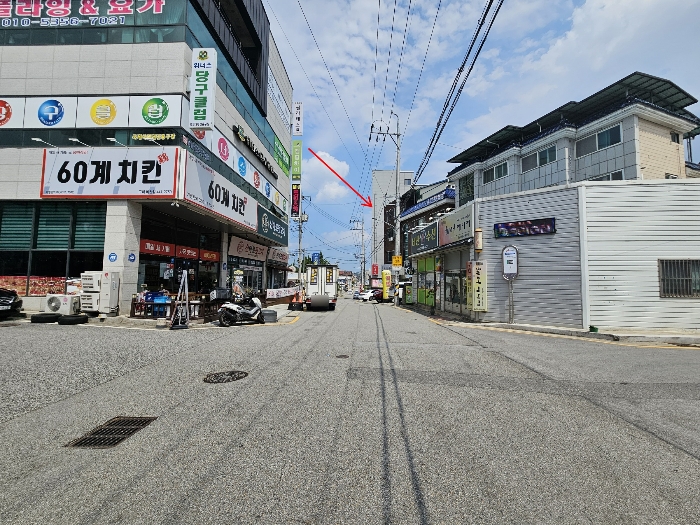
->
31, 137, 56, 148
68, 138, 91, 147
106, 137, 127, 147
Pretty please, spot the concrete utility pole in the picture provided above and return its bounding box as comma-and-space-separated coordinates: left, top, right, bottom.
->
369, 112, 401, 304
350, 217, 365, 289
294, 193, 309, 284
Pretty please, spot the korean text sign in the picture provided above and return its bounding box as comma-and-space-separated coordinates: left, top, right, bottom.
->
189, 48, 217, 130
472, 261, 487, 312
184, 151, 257, 231
41, 147, 178, 198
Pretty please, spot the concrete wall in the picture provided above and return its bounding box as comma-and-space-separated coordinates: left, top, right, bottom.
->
573, 115, 637, 182
0, 148, 43, 201
638, 118, 686, 179
521, 138, 572, 191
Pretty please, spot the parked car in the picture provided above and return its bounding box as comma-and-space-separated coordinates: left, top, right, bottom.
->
371, 289, 384, 302
0, 288, 23, 318
359, 290, 374, 301
353, 290, 360, 300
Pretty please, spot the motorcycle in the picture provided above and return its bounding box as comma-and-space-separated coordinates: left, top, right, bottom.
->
218, 294, 265, 327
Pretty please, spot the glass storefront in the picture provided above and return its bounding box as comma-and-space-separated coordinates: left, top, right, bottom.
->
414, 256, 436, 307
137, 207, 221, 295
0, 201, 106, 295
227, 256, 263, 294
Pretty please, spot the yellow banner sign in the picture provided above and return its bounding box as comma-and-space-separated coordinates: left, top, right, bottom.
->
392, 255, 403, 267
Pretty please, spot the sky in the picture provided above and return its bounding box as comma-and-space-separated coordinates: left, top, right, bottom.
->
263, 0, 700, 272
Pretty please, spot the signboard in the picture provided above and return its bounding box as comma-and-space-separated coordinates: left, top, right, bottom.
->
404, 284, 414, 304
291, 185, 300, 217
502, 245, 518, 280
140, 239, 175, 257
371, 263, 379, 276
370, 278, 382, 288
76, 96, 130, 128
273, 136, 290, 177
183, 151, 257, 231
268, 65, 292, 130
439, 204, 474, 246
494, 218, 556, 238
268, 248, 289, 267
25, 97, 78, 129
129, 95, 181, 128
466, 261, 473, 310
41, 147, 178, 198
189, 48, 217, 130
392, 255, 403, 267
200, 249, 220, 262
257, 206, 288, 246
267, 286, 300, 299
382, 270, 392, 300
312, 252, 320, 264
472, 260, 487, 312
176, 246, 199, 260
0, 1, 179, 27
292, 102, 303, 136
233, 125, 277, 179
0, 98, 25, 129
291, 140, 302, 181
409, 222, 438, 255
310, 267, 318, 284
228, 235, 268, 262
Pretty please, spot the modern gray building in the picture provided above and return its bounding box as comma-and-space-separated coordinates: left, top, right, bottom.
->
0, 0, 293, 313
408, 72, 700, 329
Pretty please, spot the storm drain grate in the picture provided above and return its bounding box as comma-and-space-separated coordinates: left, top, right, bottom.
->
65, 416, 157, 449
204, 370, 248, 383
336, 355, 350, 359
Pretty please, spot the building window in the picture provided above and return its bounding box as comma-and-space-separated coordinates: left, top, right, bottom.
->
590, 170, 624, 181
483, 162, 507, 184
671, 132, 680, 144
522, 145, 556, 172
576, 124, 622, 158
659, 260, 700, 298
458, 173, 474, 206
404, 178, 412, 186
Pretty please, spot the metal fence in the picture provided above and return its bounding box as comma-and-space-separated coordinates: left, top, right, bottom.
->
658, 259, 700, 298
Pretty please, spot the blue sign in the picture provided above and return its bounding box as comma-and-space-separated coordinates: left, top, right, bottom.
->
222, 262, 228, 271
238, 156, 246, 177
38, 99, 64, 126
265, 182, 271, 198
108, 252, 118, 263
128, 253, 136, 263
312, 252, 320, 264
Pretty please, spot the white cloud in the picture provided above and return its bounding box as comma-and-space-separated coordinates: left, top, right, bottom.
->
302, 150, 352, 203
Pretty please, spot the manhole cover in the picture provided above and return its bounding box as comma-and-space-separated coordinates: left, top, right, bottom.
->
336, 355, 349, 359
204, 370, 248, 383
65, 416, 157, 449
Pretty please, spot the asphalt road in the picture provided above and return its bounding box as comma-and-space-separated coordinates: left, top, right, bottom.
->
1, 295, 699, 524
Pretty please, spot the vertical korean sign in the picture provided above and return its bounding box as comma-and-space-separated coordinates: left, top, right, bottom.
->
465, 261, 473, 310
189, 48, 217, 130
292, 102, 303, 136
291, 185, 300, 218
472, 261, 487, 312
291, 140, 302, 182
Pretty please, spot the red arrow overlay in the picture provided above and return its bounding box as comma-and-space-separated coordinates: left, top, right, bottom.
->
308, 148, 372, 208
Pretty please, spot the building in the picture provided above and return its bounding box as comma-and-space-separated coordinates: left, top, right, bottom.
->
407, 72, 700, 329
0, 0, 293, 313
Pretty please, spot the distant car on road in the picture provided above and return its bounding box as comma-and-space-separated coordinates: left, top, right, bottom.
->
359, 290, 374, 301
0, 288, 23, 318
353, 290, 360, 300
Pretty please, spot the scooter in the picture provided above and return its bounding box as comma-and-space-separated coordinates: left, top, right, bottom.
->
218, 294, 265, 327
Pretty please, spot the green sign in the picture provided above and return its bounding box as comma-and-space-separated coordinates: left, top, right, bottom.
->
274, 137, 290, 177
291, 140, 302, 181
142, 98, 169, 125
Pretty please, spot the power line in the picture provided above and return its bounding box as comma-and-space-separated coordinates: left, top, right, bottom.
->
414, 0, 504, 183
297, 0, 367, 157
371, 0, 382, 124
379, 0, 399, 123
264, 1, 363, 175
388, 0, 414, 117
402, 0, 442, 137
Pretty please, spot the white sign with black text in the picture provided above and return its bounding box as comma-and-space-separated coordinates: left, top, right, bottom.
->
502, 245, 519, 280
183, 152, 257, 231
41, 147, 178, 198
292, 101, 303, 136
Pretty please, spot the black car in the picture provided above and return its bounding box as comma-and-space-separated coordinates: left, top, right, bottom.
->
0, 288, 23, 318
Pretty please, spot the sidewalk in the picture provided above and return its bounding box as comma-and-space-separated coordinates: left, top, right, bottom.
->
400, 304, 700, 347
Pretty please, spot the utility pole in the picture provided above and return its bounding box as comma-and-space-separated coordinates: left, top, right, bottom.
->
350, 217, 365, 289
294, 193, 310, 284
369, 111, 401, 304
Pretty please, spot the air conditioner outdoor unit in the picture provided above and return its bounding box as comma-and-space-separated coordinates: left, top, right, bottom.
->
80, 293, 100, 313
80, 271, 120, 314
45, 294, 80, 315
